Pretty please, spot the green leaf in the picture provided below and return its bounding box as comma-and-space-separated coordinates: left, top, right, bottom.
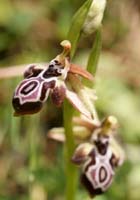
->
67, 0, 93, 58
87, 29, 102, 75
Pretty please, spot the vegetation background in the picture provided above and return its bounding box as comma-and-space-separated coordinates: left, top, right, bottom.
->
0, 0, 140, 199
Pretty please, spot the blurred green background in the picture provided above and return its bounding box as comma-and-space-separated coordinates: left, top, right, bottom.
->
0, 0, 140, 200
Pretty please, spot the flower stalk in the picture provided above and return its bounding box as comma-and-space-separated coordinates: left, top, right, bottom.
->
27, 115, 40, 199
63, 100, 78, 200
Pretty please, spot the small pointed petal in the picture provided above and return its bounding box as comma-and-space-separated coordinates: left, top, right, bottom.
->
73, 126, 91, 140
47, 128, 65, 143
24, 64, 47, 78
72, 143, 93, 165
70, 63, 94, 81
67, 74, 99, 122
47, 126, 91, 142
73, 116, 99, 131
51, 86, 66, 107
65, 89, 92, 119
110, 137, 125, 166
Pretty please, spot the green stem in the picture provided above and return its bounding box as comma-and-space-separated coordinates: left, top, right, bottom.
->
63, 100, 78, 200
26, 115, 39, 200
10, 78, 21, 149
10, 111, 21, 149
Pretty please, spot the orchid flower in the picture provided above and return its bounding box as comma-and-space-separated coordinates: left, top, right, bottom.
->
12, 40, 97, 120
47, 115, 124, 197
71, 116, 125, 197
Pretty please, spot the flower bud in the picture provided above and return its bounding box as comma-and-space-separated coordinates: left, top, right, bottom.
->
83, 0, 107, 35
